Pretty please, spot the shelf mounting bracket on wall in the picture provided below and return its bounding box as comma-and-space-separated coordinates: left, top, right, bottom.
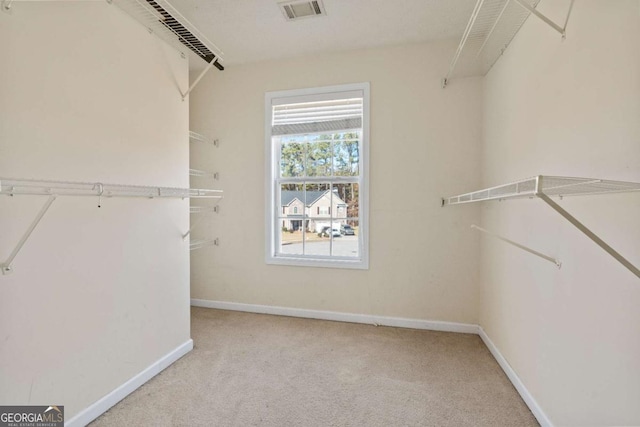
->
183, 205, 219, 240
513, 0, 575, 39
1, 0, 13, 14
190, 238, 219, 250
181, 58, 219, 101
443, 175, 640, 279
189, 131, 218, 146
1, 195, 56, 275
535, 190, 640, 279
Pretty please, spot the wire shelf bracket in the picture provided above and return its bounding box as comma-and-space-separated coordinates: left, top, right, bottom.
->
443, 175, 640, 279
190, 238, 219, 251
1, 177, 223, 274
188, 129, 221, 250
183, 205, 220, 239
189, 131, 219, 147
442, 0, 575, 88
189, 169, 219, 180
107, 0, 224, 99
1, 195, 56, 275
2, 0, 13, 14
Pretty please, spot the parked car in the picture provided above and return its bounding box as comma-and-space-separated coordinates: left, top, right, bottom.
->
319, 226, 341, 237
340, 225, 355, 235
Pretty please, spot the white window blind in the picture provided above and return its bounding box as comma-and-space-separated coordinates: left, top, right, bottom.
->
271, 97, 363, 136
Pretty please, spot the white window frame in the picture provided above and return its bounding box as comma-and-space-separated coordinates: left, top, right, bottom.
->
265, 82, 370, 269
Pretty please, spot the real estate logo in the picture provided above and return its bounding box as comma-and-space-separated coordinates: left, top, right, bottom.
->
0, 405, 64, 427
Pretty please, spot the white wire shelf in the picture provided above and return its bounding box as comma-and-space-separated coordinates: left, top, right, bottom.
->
189, 131, 218, 146
189, 169, 219, 179
190, 206, 219, 214
443, 175, 640, 279
190, 238, 219, 251
0, 177, 223, 275
110, 0, 223, 69
443, 0, 574, 87
0, 177, 223, 199
443, 176, 640, 206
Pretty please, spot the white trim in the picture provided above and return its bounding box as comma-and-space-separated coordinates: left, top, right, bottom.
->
478, 328, 553, 427
265, 255, 369, 270
190, 299, 478, 334
65, 340, 193, 427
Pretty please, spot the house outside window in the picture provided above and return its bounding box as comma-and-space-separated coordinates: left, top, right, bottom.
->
265, 83, 369, 269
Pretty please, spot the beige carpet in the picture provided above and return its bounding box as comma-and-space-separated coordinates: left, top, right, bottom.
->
91, 307, 538, 426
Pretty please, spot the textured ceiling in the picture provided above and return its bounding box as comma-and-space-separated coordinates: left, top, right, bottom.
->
168, 0, 477, 69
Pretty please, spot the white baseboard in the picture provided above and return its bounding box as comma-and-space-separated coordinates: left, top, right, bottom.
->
478, 328, 553, 427
190, 298, 479, 334
65, 339, 193, 427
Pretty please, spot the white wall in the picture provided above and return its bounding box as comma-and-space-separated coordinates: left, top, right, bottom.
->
0, 2, 191, 420
190, 42, 483, 324
480, 1, 640, 425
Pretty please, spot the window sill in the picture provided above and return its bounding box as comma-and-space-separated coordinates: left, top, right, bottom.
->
266, 255, 369, 270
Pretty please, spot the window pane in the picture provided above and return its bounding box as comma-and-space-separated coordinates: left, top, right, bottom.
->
301, 182, 331, 257
305, 136, 332, 177
333, 183, 359, 219
332, 220, 359, 257
280, 183, 305, 232
303, 182, 331, 234
280, 138, 305, 177
278, 216, 304, 256
303, 230, 330, 257
333, 134, 359, 177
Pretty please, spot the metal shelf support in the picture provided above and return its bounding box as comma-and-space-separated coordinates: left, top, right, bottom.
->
189, 169, 219, 179
2, 195, 56, 275
183, 205, 219, 240
536, 192, 640, 279
2, 0, 13, 13
181, 59, 218, 101
513, 0, 575, 38
190, 238, 219, 251
189, 131, 218, 146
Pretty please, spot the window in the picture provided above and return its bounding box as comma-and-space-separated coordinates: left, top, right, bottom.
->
265, 83, 369, 269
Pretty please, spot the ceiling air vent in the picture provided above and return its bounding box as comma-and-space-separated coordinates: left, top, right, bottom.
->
278, 0, 325, 21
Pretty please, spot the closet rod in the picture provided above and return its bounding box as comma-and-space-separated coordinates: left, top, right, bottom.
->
471, 224, 561, 268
